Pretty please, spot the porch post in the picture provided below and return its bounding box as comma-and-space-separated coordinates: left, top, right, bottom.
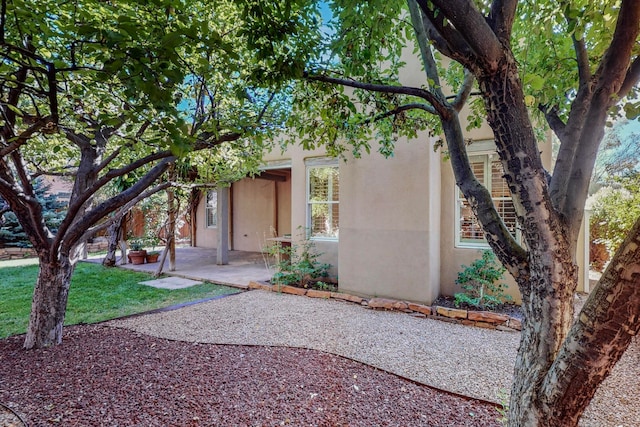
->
217, 186, 229, 265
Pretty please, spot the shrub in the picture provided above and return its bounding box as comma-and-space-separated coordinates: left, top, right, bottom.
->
454, 250, 511, 310
266, 231, 331, 290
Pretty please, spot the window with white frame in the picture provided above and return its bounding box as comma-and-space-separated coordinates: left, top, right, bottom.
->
307, 164, 339, 239
456, 154, 519, 247
205, 190, 217, 228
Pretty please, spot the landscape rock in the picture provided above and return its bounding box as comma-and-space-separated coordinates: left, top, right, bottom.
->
435, 306, 468, 320
367, 298, 409, 311
468, 311, 509, 324
306, 289, 331, 299
330, 292, 364, 304
407, 303, 432, 316
507, 317, 522, 331
280, 285, 307, 296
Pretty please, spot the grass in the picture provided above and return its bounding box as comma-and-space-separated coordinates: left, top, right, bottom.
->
0, 261, 241, 339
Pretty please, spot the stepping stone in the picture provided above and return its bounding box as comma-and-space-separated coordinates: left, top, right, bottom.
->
140, 277, 202, 290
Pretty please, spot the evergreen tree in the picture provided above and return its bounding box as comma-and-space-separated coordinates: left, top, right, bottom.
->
0, 178, 67, 247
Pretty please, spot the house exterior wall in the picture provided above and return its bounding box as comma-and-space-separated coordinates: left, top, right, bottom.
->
231, 178, 276, 252
195, 190, 218, 249
338, 136, 441, 303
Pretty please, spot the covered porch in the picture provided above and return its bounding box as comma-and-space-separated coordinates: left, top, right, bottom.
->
88, 246, 272, 289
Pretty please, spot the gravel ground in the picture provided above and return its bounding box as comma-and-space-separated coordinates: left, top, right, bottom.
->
110, 290, 640, 427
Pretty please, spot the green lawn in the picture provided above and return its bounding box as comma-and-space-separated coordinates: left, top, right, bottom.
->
0, 261, 240, 339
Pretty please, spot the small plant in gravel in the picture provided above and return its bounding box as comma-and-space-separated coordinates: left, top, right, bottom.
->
454, 250, 511, 310
496, 388, 510, 426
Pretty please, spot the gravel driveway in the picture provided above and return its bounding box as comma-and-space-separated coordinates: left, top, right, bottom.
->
110, 290, 640, 427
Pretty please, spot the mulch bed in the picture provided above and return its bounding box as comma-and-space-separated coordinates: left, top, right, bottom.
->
1, 325, 501, 426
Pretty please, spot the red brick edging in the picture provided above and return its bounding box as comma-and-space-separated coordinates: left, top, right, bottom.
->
248, 281, 522, 332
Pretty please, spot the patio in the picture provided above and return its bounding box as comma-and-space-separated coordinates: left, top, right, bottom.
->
85, 246, 271, 289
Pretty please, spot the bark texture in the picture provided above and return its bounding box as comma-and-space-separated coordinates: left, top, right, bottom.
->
23, 257, 75, 349
102, 214, 126, 267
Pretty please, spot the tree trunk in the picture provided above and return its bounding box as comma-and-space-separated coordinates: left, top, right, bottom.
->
167, 187, 176, 271
508, 251, 578, 426
23, 255, 75, 349
102, 215, 125, 267
473, 63, 581, 425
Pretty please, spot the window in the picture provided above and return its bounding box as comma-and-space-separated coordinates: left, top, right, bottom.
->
456, 154, 519, 247
205, 190, 217, 228
307, 164, 339, 239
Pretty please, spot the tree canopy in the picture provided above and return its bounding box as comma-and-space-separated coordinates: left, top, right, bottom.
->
0, 0, 321, 349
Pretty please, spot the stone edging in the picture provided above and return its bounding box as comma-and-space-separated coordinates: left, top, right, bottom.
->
248, 281, 522, 332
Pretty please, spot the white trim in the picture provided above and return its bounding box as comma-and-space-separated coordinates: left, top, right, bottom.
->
306, 162, 339, 241
304, 156, 339, 167
260, 159, 292, 170
454, 152, 521, 249
205, 189, 218, 229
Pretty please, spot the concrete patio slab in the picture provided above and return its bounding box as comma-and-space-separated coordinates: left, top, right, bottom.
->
140, 277, 202, 290
83, 246, 272, 290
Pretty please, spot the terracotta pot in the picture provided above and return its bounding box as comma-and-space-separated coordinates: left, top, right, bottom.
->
128, 250, 147, 265
146, 253, 160, 263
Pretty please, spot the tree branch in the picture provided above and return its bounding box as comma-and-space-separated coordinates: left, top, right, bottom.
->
59, 158, 174, 254
0, 117, 49, 157
541, 215, 640, 423
487, 0, 518, 44
572, 34, 591, 88
76, 181, 172, 245
618, 55, 640, 99
304, 72, 449, 118
364, 102, 436, 124
540, 105, 567, 142
415, 0, 476, 68
429, 0, 505, 71
450, 69, 475, 112
560, 0, 640, 235
409, 0, 476, 113
443, 109, 528, 278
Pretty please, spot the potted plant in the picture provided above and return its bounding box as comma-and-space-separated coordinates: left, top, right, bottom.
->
144, 234, 160, 263
146, 251, 160, 263
128, 239, 147, 265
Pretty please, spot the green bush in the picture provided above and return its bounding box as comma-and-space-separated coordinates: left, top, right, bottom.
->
266, 231, 331, 290
454, 250, 511, 310
589, 176, 640, 263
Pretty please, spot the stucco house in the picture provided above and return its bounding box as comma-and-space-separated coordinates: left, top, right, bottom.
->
192, 123, 590, 305
191, 50, 590, 305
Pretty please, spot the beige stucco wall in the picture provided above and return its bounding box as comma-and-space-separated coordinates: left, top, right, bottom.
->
195, 190, 218, 249
337, 135, 441, 304
231, 178, 276, 252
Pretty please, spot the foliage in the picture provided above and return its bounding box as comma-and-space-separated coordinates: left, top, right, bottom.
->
496, 388, 510, 426
266, 232, 332, 290
454, 250, 510, 310
0, 262, 239, 339
589, 176, 640, 258
129, 240, 145, 251
0, 178, 67, 248
589, 121, 640, 267
0, 0, 324, 347
592, 120, 640, 186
